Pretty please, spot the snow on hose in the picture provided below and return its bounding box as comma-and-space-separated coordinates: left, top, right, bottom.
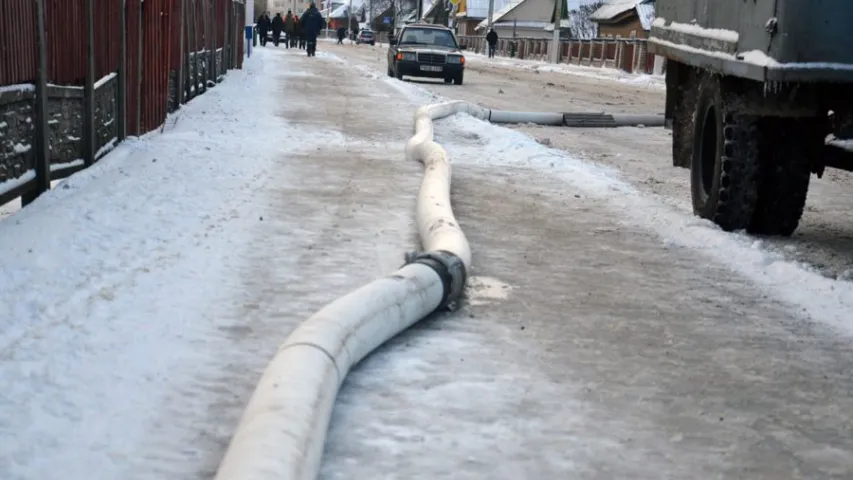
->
214, 101, 481, 480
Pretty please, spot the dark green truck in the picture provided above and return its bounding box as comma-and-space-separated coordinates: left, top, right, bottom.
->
648, 0, 853, 236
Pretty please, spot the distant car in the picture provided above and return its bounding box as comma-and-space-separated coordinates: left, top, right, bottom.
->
356, 29, 375, 45
386, 24, 466, 85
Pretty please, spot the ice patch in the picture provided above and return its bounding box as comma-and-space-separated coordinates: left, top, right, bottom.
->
435, 112, 853, 337
466, 276, 513, 306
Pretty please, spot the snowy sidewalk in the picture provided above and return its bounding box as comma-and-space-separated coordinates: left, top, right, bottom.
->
3, 43, 853, 480
0, 47, 425, 479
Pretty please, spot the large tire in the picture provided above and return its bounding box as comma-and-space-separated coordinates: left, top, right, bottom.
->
455, 72, 464, 85
395, 67, 403, 80
749, 118, 821, 236
672, 68, 698, 168
690, 75, 759, 232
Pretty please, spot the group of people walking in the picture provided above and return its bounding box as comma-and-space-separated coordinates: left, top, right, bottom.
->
255, 2, 326, 57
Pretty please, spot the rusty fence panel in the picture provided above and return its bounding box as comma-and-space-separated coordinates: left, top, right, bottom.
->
94, 0, 121, 78
2, 0, 247, 209
0, 0, 37, 86
45, 0, 86, 84
126, 0, 142, 135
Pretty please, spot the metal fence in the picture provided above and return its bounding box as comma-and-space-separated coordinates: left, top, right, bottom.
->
0, 0, 247, 208
457, 35, 660, 75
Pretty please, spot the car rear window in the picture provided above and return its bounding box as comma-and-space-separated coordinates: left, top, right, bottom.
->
399, 28, 457, 48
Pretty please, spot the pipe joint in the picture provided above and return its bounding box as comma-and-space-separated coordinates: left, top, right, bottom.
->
405, 250, 467, 311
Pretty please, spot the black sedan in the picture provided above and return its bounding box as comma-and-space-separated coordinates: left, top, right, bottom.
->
387, 24, 467, 85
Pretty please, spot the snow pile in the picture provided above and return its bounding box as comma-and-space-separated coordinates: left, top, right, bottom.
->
434, 112, 853, 336
656, 18, 740, 43
0, 49, 317, 479
467, 55, 666, 89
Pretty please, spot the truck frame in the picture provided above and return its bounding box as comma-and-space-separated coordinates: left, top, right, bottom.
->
648, 0, 853, 236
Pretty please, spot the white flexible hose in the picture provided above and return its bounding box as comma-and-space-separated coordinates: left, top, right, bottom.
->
406, 101, 489, 270
215, 100, 660, 480
215, 101, 479, 480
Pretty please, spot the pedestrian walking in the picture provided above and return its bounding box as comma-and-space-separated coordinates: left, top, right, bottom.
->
256, 12, 271, 46
336, 27, 346, 45
294, 17, 304, 49
486, 28, 498, 58
271, 13, 284, 47
284, 10, 296, 49
300, 2, 326, 57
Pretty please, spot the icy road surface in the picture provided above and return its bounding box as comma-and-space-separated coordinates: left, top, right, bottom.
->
329, 42, 853, 282
0, 44, 852, 479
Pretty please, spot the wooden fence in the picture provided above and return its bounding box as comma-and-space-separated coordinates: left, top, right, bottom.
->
457, 35, 659, 75
0, 0, 247, 208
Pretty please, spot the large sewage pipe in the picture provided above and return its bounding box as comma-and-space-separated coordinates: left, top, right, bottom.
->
214, 101, 485, 480
214, 101, 658, 480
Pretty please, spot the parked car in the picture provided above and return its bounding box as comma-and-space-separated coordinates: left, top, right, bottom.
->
356, 29, 375, 45
386, 23, 466, 85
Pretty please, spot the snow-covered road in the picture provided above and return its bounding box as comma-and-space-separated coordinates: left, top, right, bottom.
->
2, 44, 853, 479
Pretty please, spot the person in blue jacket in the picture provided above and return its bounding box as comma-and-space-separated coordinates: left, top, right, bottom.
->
300, 2, 326, 57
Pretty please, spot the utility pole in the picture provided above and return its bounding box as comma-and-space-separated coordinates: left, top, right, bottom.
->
417, 0, 423, 22
486, 0, 494, 30
348, 0, 354, 42
550, 0, 563, 63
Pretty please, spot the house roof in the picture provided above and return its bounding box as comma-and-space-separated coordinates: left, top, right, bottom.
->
590, 0, 655, 30
328, 0, 364, 19
474, 0, 525, 30
457, 0, 514, 19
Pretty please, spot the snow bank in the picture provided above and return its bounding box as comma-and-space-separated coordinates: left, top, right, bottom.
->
466, 54, 666, 90
655, 18, 740, 44
0, 49, 317, 479
0, 83, 35, 94
435, 113, 853, 336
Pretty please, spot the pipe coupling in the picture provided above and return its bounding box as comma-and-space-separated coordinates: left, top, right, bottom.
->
405, 250, 467, 311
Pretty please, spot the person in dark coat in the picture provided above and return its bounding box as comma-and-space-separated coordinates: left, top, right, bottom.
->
271, 13, 284, 47
284, 10, 296, 49
256, 12, 271, 46
336, 26, 346, 45
486, 28, 498, 58
301, 2, 326, 57
294, 17, 304, 49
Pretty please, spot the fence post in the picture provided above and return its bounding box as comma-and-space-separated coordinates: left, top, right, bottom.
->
23, 0, 51, 206
177, 0, 186, 104
118, 0, 127, 140
207, 0, 219, 85
136, 0, 143, 132
210, 0, 218, 84
83, 0, 96, 165
223, 1, 230, 71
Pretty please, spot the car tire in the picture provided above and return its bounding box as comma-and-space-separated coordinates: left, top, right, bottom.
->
387, 64, 393, 77
395, 67, 403, 80
454, 72, 464, 85
444, 78, 452, 84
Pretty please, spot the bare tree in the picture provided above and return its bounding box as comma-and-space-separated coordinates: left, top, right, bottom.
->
569, 1, 603, 39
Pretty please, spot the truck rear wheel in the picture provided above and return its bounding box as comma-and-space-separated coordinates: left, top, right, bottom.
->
749, 118, 820, 236
671, 65, 697, 168
691, 75, 759, 231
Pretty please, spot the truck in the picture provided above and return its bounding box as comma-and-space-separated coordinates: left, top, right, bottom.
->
647, 0, 853, 236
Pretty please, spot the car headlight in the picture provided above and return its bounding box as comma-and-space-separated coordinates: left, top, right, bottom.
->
446, 55, 464, 64
398, 52, 417, 61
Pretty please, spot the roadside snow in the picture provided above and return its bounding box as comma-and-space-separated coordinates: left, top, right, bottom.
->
656, 18, 740, 44
0, 49, 313, 479
466, 54, 666, 89
0, 84, 35, 94
434, 113, 853, 336
0, 171, 36, 196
